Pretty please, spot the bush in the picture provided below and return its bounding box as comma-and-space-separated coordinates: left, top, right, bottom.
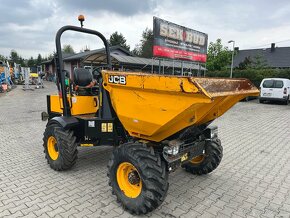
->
206, 69, 290, 87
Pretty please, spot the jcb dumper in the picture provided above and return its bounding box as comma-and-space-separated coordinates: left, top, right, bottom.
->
42, 25, 259, 215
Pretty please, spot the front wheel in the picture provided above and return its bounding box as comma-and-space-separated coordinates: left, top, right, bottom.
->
182, 139, 223, 175
108, 143, 169, 215
43, 124, 78, 171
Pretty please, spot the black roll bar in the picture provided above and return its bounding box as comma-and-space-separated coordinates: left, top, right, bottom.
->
55, 25, 112, 116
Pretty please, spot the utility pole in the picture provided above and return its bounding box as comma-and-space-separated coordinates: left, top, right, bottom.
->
228, 40, 235, 78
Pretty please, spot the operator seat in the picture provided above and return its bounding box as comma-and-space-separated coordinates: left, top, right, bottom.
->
73, 68, 98, 95
73, 68, 93, 87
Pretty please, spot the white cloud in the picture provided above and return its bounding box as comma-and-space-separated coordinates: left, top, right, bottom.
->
0, 0, 290, 58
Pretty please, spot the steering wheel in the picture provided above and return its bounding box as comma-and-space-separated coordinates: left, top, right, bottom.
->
92, 67, 102, 80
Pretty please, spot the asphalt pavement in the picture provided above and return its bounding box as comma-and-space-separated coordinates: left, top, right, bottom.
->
0, 81, 290, 218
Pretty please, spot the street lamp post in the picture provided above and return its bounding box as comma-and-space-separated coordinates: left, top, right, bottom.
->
228, 40, 235, 78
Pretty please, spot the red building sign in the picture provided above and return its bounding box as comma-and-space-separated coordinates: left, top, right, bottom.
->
153, 17, 208, 62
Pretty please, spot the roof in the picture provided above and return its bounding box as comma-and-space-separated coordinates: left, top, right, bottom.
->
63, 45, 133, 61
84, 53, 206, 71
41, 53, 74, 64
233, 47, 290, 68
41, 46, 133, 64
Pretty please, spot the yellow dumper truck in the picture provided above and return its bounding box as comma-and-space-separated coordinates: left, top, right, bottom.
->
41, 25, 259, 214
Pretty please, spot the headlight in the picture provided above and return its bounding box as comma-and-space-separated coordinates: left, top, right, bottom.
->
204, 126, 218, 139
163, 145, 179, 155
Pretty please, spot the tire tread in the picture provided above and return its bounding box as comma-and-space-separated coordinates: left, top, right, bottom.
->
108, 142, 169, 214
183, 139, 223, 175
43, 124, 78, 171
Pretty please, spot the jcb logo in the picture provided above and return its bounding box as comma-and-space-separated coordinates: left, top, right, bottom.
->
108, 75, 126, 85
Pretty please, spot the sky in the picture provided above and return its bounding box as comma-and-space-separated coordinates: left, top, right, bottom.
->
1, 0, 290, 59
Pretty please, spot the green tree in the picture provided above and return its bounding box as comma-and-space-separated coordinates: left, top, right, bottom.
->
62, 44, 75, 54
27, 57, 35, 67
43, 52, 55, 61
9, 50, 26, 66
132, 46, 141, 56
19, 57, 26, 67
10, 50, 20, 63
206, 39, 231, 71
133, 28, 153, 58
109, 31, 130, 51
49, 52, 55, 60
36, 54, 42, 65
238, 56, 252, 70
0, 54, 6, 61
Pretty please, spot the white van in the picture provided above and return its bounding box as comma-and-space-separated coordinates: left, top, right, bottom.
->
259, 78, 290, 105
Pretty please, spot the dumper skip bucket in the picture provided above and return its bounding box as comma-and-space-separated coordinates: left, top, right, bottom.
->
103, 71, 259, 142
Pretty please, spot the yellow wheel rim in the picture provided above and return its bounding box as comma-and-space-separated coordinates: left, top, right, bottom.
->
117, 162, 142, 198
47, 136, 59, 160
190, 155, 205, 164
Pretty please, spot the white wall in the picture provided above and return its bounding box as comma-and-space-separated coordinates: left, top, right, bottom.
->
49, 64, 53, 74
64, 62, 72, 74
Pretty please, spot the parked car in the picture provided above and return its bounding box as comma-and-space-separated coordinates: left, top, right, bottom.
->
259, 78, 290, 105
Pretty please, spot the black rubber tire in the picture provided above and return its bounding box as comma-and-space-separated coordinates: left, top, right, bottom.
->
43, 124, 78, 171
183, 139, 223, 175
284, 96, 289, 105
107, 143, 169, 215
259, 99, 264, 103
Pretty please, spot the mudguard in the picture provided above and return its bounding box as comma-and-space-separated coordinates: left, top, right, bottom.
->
47, 116, 79, 130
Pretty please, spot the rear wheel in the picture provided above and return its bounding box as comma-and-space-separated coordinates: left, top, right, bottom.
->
284, 96, 289, 105
183, 139, 223, 175
108, 143, 169, 215
43, 124, 78, 171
